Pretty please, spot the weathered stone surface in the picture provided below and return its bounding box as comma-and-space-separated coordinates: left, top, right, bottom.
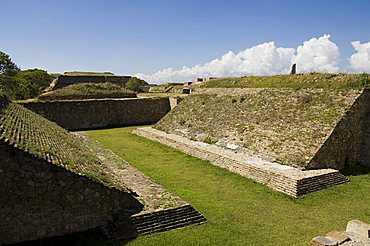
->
326, 230, 350, 244
135, 127, 349, 197
53, 75, 131, 90
19, 97, 171, 130
311, 236, 338, 246
346, 220, 370, 241
156, 88, 370, 170
0, 143, 143, 245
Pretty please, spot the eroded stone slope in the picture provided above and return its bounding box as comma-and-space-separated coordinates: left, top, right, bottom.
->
0, 97, 129, 190
155, 88, 363, 169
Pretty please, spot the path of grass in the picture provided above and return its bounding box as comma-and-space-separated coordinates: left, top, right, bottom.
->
87, 126, 370, 246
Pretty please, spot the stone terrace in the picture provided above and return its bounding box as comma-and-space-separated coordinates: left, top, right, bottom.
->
135, 127, 349, 198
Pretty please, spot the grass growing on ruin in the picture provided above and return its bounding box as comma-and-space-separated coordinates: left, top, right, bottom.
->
87, 126, 370, 246
38, 83, 136, 101
201, 73, 369, 89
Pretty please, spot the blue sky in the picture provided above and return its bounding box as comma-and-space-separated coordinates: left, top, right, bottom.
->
0, 0, 369, 82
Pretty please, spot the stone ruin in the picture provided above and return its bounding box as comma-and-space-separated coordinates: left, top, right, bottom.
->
50, 74, 131, 91
311, 220, 370, 246
135, 87, 370, 197
0, 96, 205, 244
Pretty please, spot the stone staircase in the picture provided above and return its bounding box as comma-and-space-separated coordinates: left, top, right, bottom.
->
132, 205, 206, 235
105, 205, 206, 239
296, 172, 349, 196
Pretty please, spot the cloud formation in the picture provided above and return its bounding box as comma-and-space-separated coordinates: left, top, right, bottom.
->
136, 35, 362, 83
350, 41, 370, 73
294, 34, 340, 73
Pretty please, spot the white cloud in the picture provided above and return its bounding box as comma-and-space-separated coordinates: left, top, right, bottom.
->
136, 34, 341, 83
349, 41, 370, 73
294, 34, 340, 73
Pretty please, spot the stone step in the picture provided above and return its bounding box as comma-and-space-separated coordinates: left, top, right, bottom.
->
132, 208, 204, 228
136, 216, 206, 235
108, 205, 206, 239
132, 211, 203, 228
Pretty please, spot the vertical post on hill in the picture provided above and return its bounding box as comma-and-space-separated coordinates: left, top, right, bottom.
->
290, 64, 296, 75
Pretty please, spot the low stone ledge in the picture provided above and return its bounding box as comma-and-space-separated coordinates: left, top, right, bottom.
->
346, 220, 370, 241
134, 127, 349, 198
312, 220, 370, 246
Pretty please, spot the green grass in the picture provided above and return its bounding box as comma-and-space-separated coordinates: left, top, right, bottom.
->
87, 126, 370, 246
201, 73, 369, 89
38, 83, 136, 101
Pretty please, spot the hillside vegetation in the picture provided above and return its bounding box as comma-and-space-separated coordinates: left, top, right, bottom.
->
38, 83, 137, 101
201, 73, 369, 89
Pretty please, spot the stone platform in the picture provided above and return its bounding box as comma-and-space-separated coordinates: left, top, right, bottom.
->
134, 127, 349, 198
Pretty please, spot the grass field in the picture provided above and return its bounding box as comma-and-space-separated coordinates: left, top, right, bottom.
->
86, 126, 370, 246
201, 73, 369, 89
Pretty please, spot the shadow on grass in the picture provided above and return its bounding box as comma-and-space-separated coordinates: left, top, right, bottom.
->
341, 164, 370, 176
10, 228, 134, 246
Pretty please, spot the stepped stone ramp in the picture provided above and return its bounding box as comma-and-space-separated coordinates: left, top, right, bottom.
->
135, 127, 348, 198
105, 205, 205, 239
155, 88, 370, 170
76, 132, 206, 239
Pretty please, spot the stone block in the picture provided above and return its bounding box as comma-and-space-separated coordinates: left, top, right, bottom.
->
311, 236, 338, 246
326, 230, 350, 244
346, 220, 370, 240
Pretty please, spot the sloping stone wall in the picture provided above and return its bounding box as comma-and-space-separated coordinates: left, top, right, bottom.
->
308, 89, 370, 169
0, 143, 143, 244
53, 75, 131, 90
155, 88, 367, 170
18, 98, 171, 130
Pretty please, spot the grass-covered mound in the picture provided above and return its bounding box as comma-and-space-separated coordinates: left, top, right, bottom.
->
38, 82, 137, 101
201, 73, 369, 89
63, 71, 115, 76
155, 88, 362, 168
0, 99, 129, 190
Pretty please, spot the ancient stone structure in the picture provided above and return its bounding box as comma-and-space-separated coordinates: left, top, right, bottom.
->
19, 97, 171, 130
0, 98, 142, 244
0, 96, 205, 244
134, 127, 348, 198
52, 75, 131, 90
156, 88, 370, 170
134, 88, 370, 197
311, 220, 370, 245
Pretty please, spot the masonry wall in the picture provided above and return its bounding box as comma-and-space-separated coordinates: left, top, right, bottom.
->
54, 75, 131, 90
308, 89, 370, 170
18, 98, 171, 130
0, 143, 143, 244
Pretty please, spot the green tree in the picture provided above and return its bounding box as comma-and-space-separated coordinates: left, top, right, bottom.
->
0, 51, 20, 76
15, 69, 52, 98
126, 77, 148, 92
